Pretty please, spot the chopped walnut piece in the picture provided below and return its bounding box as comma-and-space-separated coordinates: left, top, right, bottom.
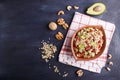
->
57, 10, 64, 15
76, 69, 83, 77
54, 66, 59, 73
63, 72, 68, 77
40, 42, 57, 62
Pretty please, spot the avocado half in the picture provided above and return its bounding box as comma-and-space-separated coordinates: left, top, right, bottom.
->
86, 2, 106, 15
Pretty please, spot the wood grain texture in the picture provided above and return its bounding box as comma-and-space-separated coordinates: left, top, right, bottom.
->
0, 0, 119, 80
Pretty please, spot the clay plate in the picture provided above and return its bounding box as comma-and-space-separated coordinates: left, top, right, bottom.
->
71, 25, 106, 61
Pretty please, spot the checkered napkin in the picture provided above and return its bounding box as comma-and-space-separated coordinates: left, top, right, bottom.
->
59, 12, 115, 73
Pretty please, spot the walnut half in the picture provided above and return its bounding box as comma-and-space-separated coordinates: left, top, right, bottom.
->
55, 32, 64, 40
62, 23, 69, 29
57, 18, 69, 29
57, 18, 65, 25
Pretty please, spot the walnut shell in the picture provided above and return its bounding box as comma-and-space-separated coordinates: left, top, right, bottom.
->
49, 22, 57, 30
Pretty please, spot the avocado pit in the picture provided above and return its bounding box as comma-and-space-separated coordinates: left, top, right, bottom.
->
93, 6, 102, 12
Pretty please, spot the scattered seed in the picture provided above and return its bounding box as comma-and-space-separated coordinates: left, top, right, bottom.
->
74, 6, 79, 10
67, 5, 72, 11
57, 10, 64, 15
63, 72, 68, 77
49, 66, 51, 69
54, 66, 59, 73
48, 64, 69, 77
41, 40, 44, 43
108, 61, 113, 66
58, 72, 61, 75
49, 38, 50, 40
106, 67, 111, 71
108, 54, 112, 59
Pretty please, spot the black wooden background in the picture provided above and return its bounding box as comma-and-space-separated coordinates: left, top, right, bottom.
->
0, 0, 119, 80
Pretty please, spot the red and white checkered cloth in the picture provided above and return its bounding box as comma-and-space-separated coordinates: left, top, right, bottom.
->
59, 12, 115, 73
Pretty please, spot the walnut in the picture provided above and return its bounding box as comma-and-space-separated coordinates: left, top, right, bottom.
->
48, 22, 57, 30
67, 5, 72, 11
57, 10, 64, 15
62, 23, 69, 29
57, 18, 65, 25
55, 32, 64, 40
76, 69, 83, 77
74, 6, 79, 10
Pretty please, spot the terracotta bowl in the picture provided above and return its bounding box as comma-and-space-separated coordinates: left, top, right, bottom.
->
71, 25, 106, 61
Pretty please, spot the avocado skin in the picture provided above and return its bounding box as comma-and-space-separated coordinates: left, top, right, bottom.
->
86, 2, 106, 15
